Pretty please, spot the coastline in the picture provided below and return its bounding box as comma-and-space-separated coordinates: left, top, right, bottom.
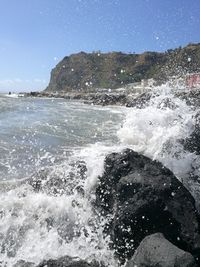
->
22, 90, 154, 108
22, 86, 200, 109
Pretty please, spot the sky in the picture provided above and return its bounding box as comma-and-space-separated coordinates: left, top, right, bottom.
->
0, 0, 199, 92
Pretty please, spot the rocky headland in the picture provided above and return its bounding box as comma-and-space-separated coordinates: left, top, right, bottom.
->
45, 43, 200, 93
24, 43, 200, 108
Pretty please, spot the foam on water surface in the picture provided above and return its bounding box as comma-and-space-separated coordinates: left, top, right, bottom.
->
0, 186, 116, 266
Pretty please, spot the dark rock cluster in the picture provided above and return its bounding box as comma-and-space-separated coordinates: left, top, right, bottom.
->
36, 256, 103, 267
175, 89, 200, 108
95, 149, 200, 266
183, 111, 200, 155
89, 94, 127, 106
13, 257, 103, 267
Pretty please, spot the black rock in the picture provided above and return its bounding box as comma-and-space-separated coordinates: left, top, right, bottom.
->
96, 149, 200, 262
126, 233, 197, 267
13, 260, 34, 267
126, 92, 153, 108
175, 89, 200, 108
36, 256, 103, 267
91, 93, 127, 106
183, 111, 200, 155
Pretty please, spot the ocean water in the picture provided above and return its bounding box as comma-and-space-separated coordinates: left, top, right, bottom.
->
0, 88, 199, 266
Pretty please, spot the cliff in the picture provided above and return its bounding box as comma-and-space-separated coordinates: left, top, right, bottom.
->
45, 43, 200, 92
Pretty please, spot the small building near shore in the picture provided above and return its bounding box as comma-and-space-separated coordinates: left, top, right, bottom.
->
186, 73, 200, 88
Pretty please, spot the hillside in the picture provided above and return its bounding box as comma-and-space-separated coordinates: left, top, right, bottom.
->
45, 43, 200, 92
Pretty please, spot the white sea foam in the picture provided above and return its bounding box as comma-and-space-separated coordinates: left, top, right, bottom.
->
118, 86, 199, 186
0, 183, 116, 267
75, 143, 125, 193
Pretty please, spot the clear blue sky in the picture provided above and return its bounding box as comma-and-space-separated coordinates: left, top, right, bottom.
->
0, 0, 199, 92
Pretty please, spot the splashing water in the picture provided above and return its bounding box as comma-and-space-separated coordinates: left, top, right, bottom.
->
0, 185, 116, 266
0, 85, 200, 266
0, 96, 124, 267
118, 85, 200, 202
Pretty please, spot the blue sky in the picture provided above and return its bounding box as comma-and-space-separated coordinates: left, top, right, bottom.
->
0, 0, 199, 92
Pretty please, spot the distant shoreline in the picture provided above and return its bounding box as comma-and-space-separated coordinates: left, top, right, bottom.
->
22, 90, 153, 108
17, 84, 200, 111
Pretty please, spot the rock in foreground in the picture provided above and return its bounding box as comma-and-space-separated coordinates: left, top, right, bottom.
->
96, 149, 200, 262
126, 233, 197, 267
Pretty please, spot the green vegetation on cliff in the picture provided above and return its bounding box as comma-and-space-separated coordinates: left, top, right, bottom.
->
45, 43, 200, 92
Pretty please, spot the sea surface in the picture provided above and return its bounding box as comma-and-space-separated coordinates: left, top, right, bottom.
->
0, 87, 199, 266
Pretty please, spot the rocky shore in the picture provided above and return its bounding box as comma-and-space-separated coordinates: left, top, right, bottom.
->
95, 148, 200, 266
24, 89, 154, 108
24, 86, 200, 109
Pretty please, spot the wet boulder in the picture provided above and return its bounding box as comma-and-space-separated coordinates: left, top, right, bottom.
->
96, 149, 200, 262
126, 233, 197, 267
126, 92, 153, 108
179, 111, 200, 210
91, 93, 127, 106
157, 97, 178, 110
175, 89, 200, 108
37, 256, 103, 267
183, 111, 200, 155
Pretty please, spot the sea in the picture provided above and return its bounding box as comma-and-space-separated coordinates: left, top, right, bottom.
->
0, 86, 199, 266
